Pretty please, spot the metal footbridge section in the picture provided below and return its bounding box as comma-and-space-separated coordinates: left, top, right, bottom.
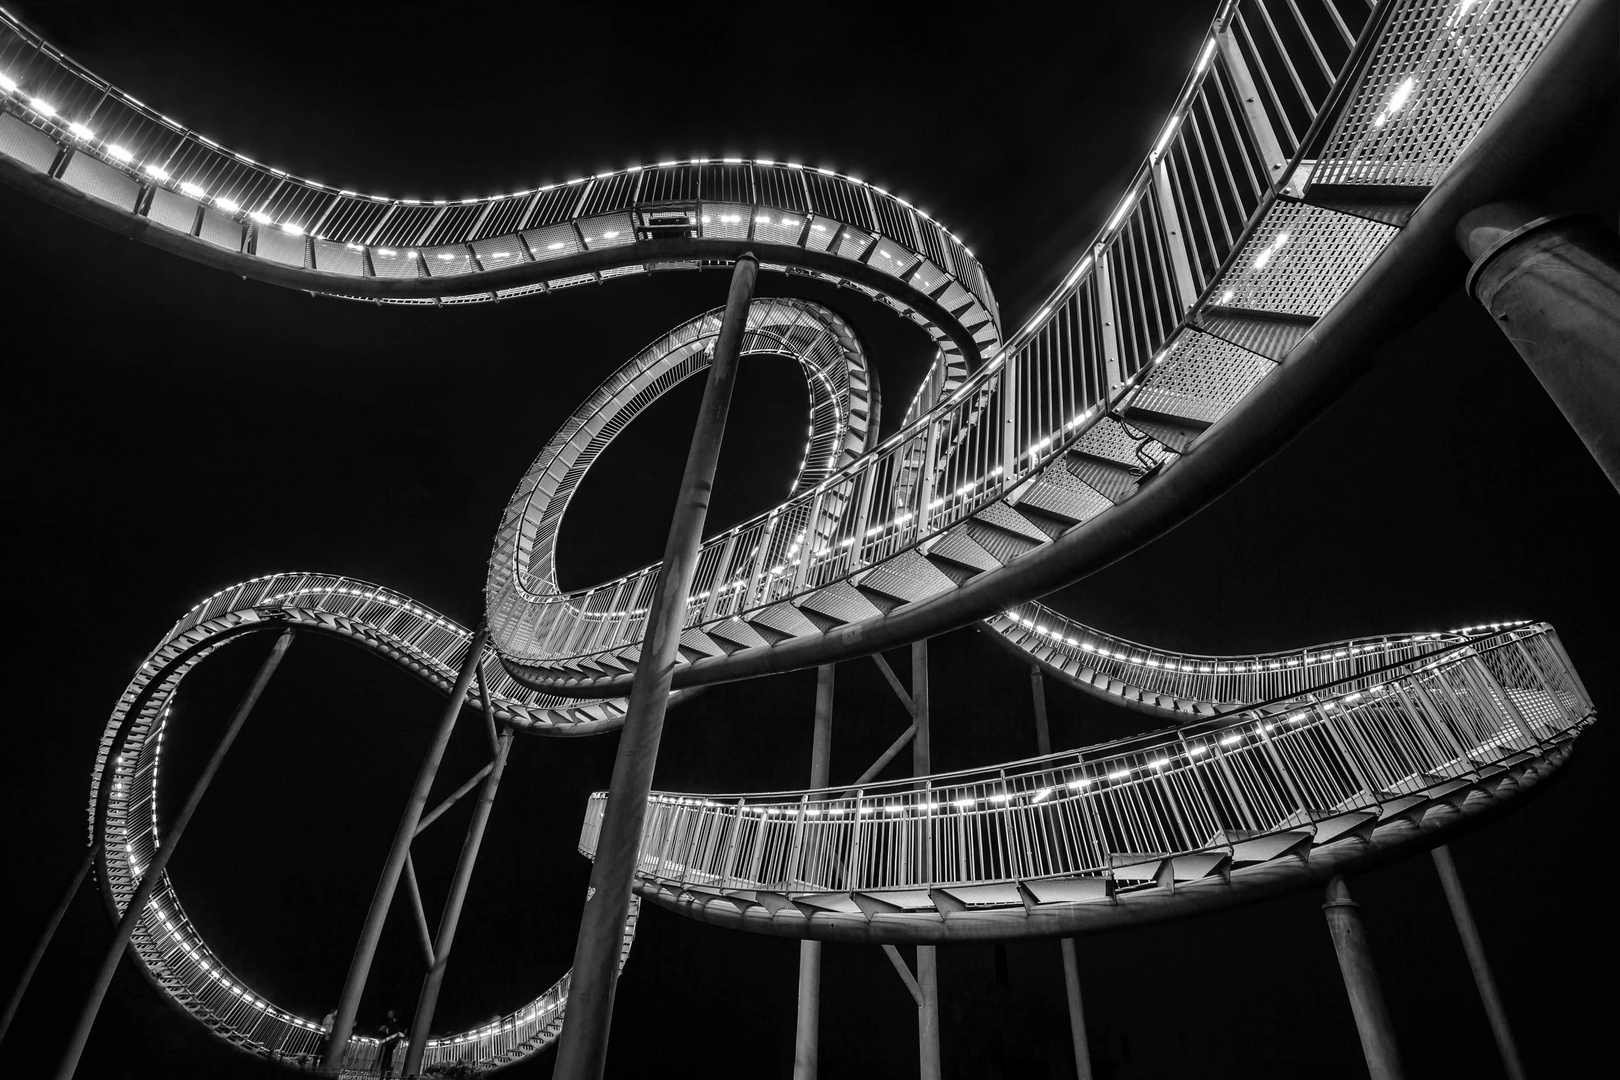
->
581, 623, 1593, 942
2, 0, 1609, 1074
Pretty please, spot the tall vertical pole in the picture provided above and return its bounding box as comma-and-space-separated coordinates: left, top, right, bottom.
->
553, 254, 757, 1080
0, 847, 92, 1046
1030, 667, 1093, 1080
55, 629, 295, 1080
912, 640, 942, 1080
1322, 876, 1405, 1080
1430, 846, 1527, 1080
401, 727, 516, 1078
793, 665, 836, 1080
324, 624, 489, 1072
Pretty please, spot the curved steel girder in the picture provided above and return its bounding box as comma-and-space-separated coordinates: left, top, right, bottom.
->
501, 0, 1618, 699
628, 739, 1576, 944
0, 156, 988, 369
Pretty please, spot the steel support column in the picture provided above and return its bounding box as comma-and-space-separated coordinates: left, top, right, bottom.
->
1030, 667, 1093, 1080
56, 629, 295, 1080
1460, 202, 1620, 493
553, 253, 757, 1080
0, 848, 91, 1046
1430, 846, 1526, 1080
794, 664, 836, 1080
1322, 876, 1405, 1080
402, 726, 516, 1078
324, 624, 489, 1072
912, 640, 941, 1080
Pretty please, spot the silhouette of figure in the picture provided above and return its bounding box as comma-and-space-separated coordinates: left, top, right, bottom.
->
376, 1009, 404, 1076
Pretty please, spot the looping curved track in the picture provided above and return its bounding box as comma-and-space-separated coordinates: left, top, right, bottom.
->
3, 0, 1608, 1072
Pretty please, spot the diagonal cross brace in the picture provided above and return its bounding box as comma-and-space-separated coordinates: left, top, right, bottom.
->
882, 944, 924, 1007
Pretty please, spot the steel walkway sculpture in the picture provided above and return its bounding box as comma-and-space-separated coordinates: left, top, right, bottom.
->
1, 0, 1612, 1077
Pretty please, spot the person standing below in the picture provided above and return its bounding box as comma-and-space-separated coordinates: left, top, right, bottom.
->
315, 1007, 336, 1066
376, 1009, 404, 1077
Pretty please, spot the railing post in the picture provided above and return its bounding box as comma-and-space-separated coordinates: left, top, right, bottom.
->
794, 664, 835, 1080
402, 726, 516, 1079
57, 629, 295, 1080
553, 254, 756, 1080
1214, 27, 1288, 191
911, 639, 941, 1080
1030, 676, 1093, 1080
323, 623, 487, 1073
1150, 157, 1198, 313
1322, 876, 1405, 1080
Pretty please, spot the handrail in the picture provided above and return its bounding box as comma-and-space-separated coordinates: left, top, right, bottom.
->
582, 624, 1591, 905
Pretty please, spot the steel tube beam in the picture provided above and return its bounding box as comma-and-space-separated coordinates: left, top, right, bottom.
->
55, 629, 294, 1080
794, 665, 835, 1080
323, 624, 489, 1072
552, 253, 757, 1080
1030, 666, 1093, 1080
1430, 846, 1527, 1080
912, 640, 941, 1080
0, 847, 91, 1046
403, 727, 516, 1078
1459, 202, 1620, 493
1322, 876, 1405, 1080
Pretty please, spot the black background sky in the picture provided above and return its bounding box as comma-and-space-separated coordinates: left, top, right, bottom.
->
2, 1, 1616, 1078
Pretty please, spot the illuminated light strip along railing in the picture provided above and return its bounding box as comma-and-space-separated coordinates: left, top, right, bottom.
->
986, 601, 1535, 715
0, 7, 999, 387
488, 0, 1580, 686
579, 624, 1592, 937
87, 573, 644, 1072
0, 1, 1582, 693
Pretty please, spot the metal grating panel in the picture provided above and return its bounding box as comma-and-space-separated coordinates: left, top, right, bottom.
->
198, 207, 242, 251
1018, 466, 1114, 524
60, 152, 139, 210
470, 236, 524, 267
146, 187, 200, 233
254, 227, 306, 268
370, 247, 420, 278
0, 113, 59, 171
700, 202, 750, 240
1211, 200, 1395, 318
311, 238, 364, 275
423, 244, 476, 275
522, 223, 581, 260
1314, 0, 1576, 187
578, 212, 634, 249
1129, 329, 1276, 423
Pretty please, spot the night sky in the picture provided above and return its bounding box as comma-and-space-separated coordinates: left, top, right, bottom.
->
3, 2, 1616, 1078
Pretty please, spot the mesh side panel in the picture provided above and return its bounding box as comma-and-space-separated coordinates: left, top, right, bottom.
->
1129, 329, 1275, 423
0, 113, 59, 171
147, 187, 200, 233
1314, 0, 1576, 186
60, 152, 139, 210
311, 238, 364, 275
600, 265, 643, 280
548, 273, 594, 290
802, 217, 839, 252
1212, 200, 1395, 318
751, 209, 805, 246
699, 202, 751, 240
578, 212, 634, 249
197, 207, 242, 251
424, 244, 476, 275
370, 247, 420, 278
835, 226, 874, 260
867, 239, 920, 279
254, 227, 306, 267
470, 235, 524, 267
523, 223, 582, 260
